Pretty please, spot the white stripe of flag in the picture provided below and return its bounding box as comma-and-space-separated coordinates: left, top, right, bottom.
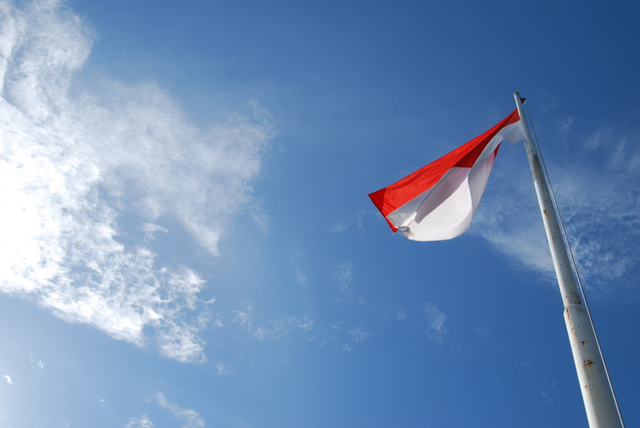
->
369, 109, 525, 241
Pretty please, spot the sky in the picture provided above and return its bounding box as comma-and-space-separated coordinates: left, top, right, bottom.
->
1, 0, 639, 427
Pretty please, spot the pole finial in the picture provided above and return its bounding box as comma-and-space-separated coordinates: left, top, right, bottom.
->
513, 92, 526, 105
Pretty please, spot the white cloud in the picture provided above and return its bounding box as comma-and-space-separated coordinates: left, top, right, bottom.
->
30, 352, 45, 370
471, 123, 640, 298
471, 175, 554, 278
249, 199, 270, 234
423, 303, 447, 342
156, 393, 205, 428
214, 362, 230, 375
232, 305, 314, 340
125, 415, 153, 428
4, 375, 13, 385
141, 223, 168, 241
268, 316, 315, 338
329, 219, 349, 233
312, 321, 371, 352
289, 248, 308, 287
328, 211, 369, 233
210, 317, 224, 328
232, 306, 253, 328
383, 307, 407, 321
155, 315, 209, 363
0, 0, 273, 362
333, 260, 353, 297
331, 260, 367, 305
348, 326, 370, 342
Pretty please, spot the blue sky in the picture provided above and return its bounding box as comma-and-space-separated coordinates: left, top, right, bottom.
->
1, 0, 639, 427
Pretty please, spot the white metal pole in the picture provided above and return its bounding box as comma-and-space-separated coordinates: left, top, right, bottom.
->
514, 93, 622, 428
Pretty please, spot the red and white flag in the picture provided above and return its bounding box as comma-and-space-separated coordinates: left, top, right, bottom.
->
368, 109, 525, 241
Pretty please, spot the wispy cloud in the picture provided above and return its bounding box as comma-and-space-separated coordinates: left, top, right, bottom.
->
155, 313, 210, 363
330, 219, 349, 233
156, 393, 205, 428
249, 199, 270, 235
230, 306, 374, 353
29, 352, 44, 370
341, 325, 371, 353
471, 122, 640, 298
333, 260, 354, 297
289, 248, 308, 287
214, 362, 231, 375
314, 321, 372, 352
423, 303, 447, 342
0, 0, 273, 362
383, 306, 408, 321
328, 211, 369, 233
3, 375, 13, 385
232, 305, 314, 340
141, 223, 168, 241
331, 260, 367, 305
348, 326, 371, 342
125, 415, 154, 428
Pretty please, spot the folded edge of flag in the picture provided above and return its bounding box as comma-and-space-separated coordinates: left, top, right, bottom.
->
368, 109, 525, 241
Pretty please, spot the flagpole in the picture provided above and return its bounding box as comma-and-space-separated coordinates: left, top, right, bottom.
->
514, 93, 623, 428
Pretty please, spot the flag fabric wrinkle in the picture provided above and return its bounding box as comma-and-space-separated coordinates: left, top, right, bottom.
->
368, 109, 525, 241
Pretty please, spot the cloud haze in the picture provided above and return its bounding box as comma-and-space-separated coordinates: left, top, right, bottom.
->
0, 0, 273, 362
424, 302, 447, 342
471, 125, 640, 298
156, 393, 205, 428
125, 415, 153, 428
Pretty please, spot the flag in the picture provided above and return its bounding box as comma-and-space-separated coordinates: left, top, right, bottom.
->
368, 109, 525, 241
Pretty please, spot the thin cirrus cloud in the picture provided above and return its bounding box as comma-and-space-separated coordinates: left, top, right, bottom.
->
0, 0, 273, 362
232, 305, 315, 340
333, 260, 354, 298
423, 302, 447, 342
125, 394, 206, 428
332, 260, 367, 305
29, 353, 44, 370
470, 121, 640, 298
289, 248, 308, 287
156, 393, 205, 428
125, 415, 154, 428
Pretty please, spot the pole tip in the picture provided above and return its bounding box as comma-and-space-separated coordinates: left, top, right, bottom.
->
513, 92, 526, 104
